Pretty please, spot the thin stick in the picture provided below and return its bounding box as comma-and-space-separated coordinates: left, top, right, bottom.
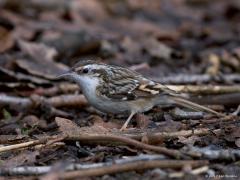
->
167, 85, 240, 94
188, 147, 240, 160
0, 136, 64, 153
151, 74, 240, 84
169, 166, 209, 178
109, 128, 220, 143
0, 155, 207, 176
0, 140, 44, 153
65, 134, 185, 159
61, 160, 208, 179
0, 94, 87, 109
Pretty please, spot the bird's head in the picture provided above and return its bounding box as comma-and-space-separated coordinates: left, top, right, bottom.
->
56, 60, 109, 87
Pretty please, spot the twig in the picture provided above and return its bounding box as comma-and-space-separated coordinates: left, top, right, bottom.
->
56, 117, 220, 145
32, 84, 240, 96
169, 166, 209, 178
197, 114, 238, 124
0, 66, 50, 85
64, 133, 185, 159
1, 91, 239, 114
114, 128, 220, 143
0, 94, 87, 109
1, 155, 165, 175
1, 84, 239, 111
151, 74, 240, 84
167, 85, 240, 94
0, 136, 64, 153
189, 93, 240, 105
1, 0, 69, 11
61, 160, 208, 179
0, 94, 32, 109
56, 117, 185, 159
187, 146, 240, 160
34, 83, 79, 96
191, 166, 209, 175
0, 135, 27, 144
0, 155, 208, 176
0, 139, 46, 153
170, 108, 204, 120
46, 94, 87, 107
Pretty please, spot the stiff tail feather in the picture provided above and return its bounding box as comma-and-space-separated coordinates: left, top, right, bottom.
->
170, 97, 225, 117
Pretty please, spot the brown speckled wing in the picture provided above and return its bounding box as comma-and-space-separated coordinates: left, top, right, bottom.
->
98, 65, 180, 101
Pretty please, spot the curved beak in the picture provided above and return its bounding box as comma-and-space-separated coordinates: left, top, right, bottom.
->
56, 70, 73, 79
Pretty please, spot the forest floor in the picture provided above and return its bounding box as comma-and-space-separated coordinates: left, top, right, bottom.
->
0, 0, 240, 179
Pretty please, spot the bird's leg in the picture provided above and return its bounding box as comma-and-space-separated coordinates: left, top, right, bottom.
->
120, 112, 135, 131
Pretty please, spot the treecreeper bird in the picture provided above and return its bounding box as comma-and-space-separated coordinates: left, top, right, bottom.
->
57, 60, 224, 131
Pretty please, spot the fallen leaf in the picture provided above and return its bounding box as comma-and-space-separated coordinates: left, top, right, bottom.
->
13, 26, 35, 41
92, 115, 122, 129
2, 150, 39, 168
71, 0, 107, 22
135, 114, 151, 129
18, 40, 57, 62
55, 117, 110, 137
224, 126, 240, 142
0, 66, 50, 84
16, 40, 69, 79
55, 117, 80, 135
21, 115, 41, 128
178, 135, 201, 146
143, 38, 173, 61
0, 26, 14, 53
206, 53, 220, 76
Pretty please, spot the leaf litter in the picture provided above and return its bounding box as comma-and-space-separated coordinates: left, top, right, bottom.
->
0, 0, 239, 179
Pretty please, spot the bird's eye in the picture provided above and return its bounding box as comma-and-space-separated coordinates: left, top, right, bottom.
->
82, 68, 89, 74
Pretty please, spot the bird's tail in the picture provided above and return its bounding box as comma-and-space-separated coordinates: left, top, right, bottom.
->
170, 96, 225, 117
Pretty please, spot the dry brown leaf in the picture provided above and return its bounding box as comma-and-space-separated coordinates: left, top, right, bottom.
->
92, 115, 122, 129
206, 53, 220, 76
135, 114, 151, 129
18, 40, 57, 62
13, 26, 35, 41
55, 117, 81, 135
16, 40, 69, 79
177, 135, 201, 146
55, 117, 110, 137
224, 126, 240, 142
0, 66, 50, 84
71, 0, 107, 22
0, 26, 14, 53
2, 150, 39, 168
21, 115, 43, 129
143, 38, 173, 60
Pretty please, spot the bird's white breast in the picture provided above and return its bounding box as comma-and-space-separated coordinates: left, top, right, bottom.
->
76, 76, 130, 114
76, 76, 99, 103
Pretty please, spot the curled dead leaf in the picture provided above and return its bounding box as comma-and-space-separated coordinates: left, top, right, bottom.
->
55, 117, 110, 137
2, 150, 39, 168
0, 66, 50, 84
16, 40, 69, 79
91, 115, 122, 129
